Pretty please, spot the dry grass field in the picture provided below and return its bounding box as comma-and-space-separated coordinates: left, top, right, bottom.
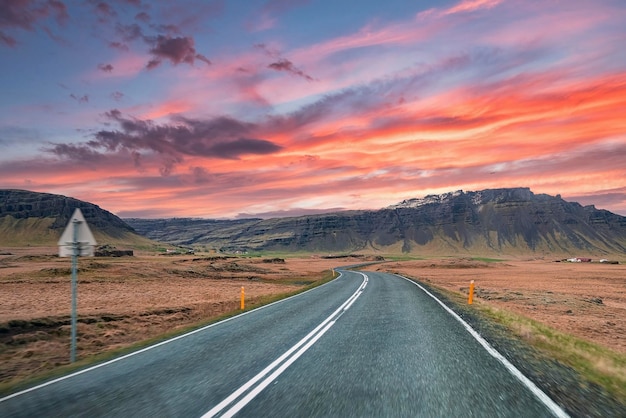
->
367, 257, 626, 354
367, 256, 626, 409
0, 247, 354, 388
1, 247, 625, 402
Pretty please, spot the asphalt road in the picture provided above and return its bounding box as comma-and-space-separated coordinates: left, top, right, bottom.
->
0, 270, 569, 417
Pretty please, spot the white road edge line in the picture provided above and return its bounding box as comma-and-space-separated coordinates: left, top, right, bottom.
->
202, 271, 367, 418
0, 270, 345, 403
396, 274, 570, 418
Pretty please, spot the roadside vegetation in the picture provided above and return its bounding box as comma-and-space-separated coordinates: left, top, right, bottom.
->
482, 303, 626, 402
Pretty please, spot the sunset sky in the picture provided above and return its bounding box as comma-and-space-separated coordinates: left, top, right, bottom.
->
1, 0, 625, 219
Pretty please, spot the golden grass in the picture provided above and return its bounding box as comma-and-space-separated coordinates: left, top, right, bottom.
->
478, 302, 626, 403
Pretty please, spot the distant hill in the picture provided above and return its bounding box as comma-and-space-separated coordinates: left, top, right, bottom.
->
126, 188, 626, 256
0, 189, 150, 247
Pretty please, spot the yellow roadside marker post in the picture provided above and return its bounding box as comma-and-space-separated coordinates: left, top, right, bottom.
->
468, 280, 475, 305
241, 286, 245, 310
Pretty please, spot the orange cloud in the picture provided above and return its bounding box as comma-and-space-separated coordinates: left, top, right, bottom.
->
139, 100, 194, 120
3, 0, 625, 218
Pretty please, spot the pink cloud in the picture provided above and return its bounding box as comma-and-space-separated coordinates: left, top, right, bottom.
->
443, 0, 502, 15
246, 0, 309, 32
3, 0, 626, 218
297, 22, 432, 61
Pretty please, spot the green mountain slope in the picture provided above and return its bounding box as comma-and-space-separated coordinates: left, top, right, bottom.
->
0, 190, 153, 247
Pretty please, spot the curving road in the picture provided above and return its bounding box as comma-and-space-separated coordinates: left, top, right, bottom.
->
0, 270, 568, 417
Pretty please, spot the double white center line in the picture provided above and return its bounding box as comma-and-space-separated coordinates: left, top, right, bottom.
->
202, 271, 368, 418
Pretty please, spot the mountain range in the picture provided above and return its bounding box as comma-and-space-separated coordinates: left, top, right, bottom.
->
1, 188, 625, 256
126, 187, 626, 256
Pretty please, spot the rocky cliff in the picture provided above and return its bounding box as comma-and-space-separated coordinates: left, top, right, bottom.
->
127, 188, 626, 256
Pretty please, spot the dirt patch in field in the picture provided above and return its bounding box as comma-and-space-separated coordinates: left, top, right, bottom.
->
0, 248, 362, 386
366, 257, 626, 353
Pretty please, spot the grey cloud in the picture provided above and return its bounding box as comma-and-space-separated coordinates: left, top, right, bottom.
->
254, 42, 280, 58
115, 22, 143, 41
145, 35, 211, 69
195, 53, 211, 65
135, 11, 150, 23
94, 1, 117, 22
268, 58, 314, 81
0, 0, 69, 46
98, 63, 114, 72
44, 143, 104, 162
150, 23, 180, 35
106, 9, 211, 70
0, 32, 16, 47
0, 0, 69, 29
146, 58, 161, 70
76, 110, 283, 165
47, 0, 68, 24
256, 44, 315, 81
209, 138, 282, 159
190, 166, 213, 184
109, 40, 128, 51
70, 93, 89, 103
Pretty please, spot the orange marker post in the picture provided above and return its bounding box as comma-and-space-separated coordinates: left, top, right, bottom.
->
468, 280, 475, 305
240, 286, 245, 310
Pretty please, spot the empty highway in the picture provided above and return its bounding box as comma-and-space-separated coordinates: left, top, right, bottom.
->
1, 270, 568, 417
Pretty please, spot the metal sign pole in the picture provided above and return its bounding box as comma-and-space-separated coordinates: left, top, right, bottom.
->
58, 208, 97, 363
70, 219, 79, 363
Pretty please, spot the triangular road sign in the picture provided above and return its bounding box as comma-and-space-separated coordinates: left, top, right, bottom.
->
58, 208, 97, 257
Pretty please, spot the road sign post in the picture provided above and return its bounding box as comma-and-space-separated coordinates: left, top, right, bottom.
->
58, 208, 97, 363
70, 219, 78, 363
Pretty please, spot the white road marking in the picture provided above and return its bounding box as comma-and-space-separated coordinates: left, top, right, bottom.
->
219, 321, 336, 418
202, 271, 368, 418
397, 274, 570, 418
